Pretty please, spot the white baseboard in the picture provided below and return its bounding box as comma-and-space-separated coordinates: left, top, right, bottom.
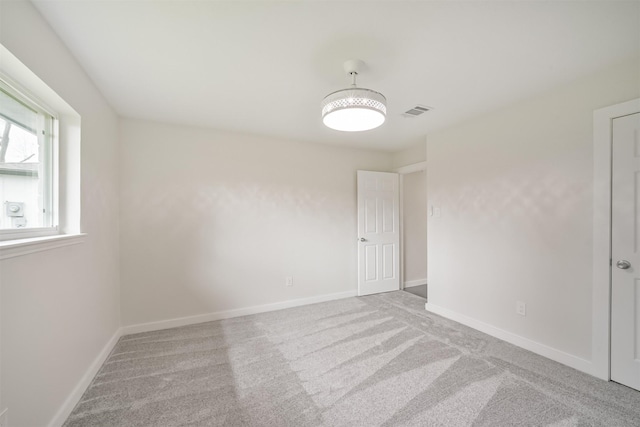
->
424, 302, 594, 376
49, 327, 123, 427
404, 279, 427, 288
123, 290, 358, 335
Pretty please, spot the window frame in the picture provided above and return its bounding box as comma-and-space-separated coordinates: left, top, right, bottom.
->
0, 74, 59, 241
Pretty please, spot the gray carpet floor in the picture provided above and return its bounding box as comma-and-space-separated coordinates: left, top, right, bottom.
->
64, 291, 640, 426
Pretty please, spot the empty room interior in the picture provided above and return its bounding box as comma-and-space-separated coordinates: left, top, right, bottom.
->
1, 0, 640, 426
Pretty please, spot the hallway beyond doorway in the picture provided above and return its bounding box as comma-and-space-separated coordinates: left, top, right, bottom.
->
404, 284, 427, 299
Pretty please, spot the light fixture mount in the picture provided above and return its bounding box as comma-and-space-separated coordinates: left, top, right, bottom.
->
321, 60, 387, 132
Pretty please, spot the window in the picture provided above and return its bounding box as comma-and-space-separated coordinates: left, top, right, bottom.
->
0, 80, 57, 240
0, 44, 81, 257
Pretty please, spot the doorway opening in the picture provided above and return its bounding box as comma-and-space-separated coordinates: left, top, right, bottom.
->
398, 162, 427, 300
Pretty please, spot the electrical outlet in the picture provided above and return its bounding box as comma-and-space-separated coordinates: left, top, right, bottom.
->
285, 276, 293, 287
516, 301, 526, 316
0, 407, 9, 427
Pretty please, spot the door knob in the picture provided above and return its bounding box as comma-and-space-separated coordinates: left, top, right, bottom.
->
359, 237, 367, 242
616, 260, 631, 270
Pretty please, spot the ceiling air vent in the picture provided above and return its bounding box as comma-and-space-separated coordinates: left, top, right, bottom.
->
402, 105, 431, 117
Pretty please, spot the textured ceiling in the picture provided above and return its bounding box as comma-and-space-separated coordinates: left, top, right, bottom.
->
32, 0, 640, 152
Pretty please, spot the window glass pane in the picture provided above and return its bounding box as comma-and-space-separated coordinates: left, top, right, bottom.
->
4, 123, 39, 163
0, 88, 38, 133
0, 86, 52, 231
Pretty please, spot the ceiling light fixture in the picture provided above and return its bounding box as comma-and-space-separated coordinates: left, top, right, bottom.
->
321, 60, 386, 132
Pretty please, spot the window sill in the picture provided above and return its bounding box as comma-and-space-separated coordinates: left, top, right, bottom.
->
0, 233, 87, 260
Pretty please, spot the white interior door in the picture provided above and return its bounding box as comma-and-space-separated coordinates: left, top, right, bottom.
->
357, 170, 400, 296
611, 112, 640, 391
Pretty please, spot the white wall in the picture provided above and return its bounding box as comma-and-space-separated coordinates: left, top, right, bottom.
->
120, 119, 392, 327
402, 170, 427, 285
426, 58, 640, 365
393, 140, 426, 169
0, 1, 120, 426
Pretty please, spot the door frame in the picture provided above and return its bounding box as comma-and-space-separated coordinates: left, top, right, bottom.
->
394, 161, 427, 291
592, 98, 640, 380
